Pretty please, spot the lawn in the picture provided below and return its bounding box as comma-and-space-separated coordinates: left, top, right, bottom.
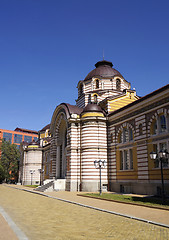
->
81, 193, 169, 209
25, 185, 39, 188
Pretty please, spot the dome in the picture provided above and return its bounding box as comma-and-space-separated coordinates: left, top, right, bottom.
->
81, 103, 105, 118
84, 60, 124, 81
82, 103, 104, 113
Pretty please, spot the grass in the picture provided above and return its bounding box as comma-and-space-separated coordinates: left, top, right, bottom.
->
25, 185, 39, 188
82, 193, 169, 209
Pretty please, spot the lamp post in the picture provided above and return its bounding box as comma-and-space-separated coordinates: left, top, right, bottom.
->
38, 168, 44, 186
94, 160, 106, 195
30, 170, 35, 185
150, 149, 168, 204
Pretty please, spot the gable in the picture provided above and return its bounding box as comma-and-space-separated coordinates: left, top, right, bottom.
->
108, 91, 139, 112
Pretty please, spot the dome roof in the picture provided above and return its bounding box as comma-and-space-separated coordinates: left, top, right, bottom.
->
82, 103, 104, 113
28, 140, 39, 148
84, 60, 124, 81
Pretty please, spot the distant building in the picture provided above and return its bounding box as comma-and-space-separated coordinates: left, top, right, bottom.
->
0, 127, 38, 149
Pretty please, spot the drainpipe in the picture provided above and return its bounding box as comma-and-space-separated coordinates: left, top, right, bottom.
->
80, 121, 82, 191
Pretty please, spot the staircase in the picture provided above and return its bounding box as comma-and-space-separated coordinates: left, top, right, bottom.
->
35, 180, 54, 192
35, 179, 66, 192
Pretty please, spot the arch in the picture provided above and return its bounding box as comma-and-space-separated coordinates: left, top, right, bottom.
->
53, 112, 68, 179
148, 109, 168, 135
92, 93, 98, 104
116, 123, 135, 143
116, 78, 121, 90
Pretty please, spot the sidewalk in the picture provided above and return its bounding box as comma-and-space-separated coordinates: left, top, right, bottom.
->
13, 185, 169, 227
0, 213, 18, 240
1, 184, 169, 240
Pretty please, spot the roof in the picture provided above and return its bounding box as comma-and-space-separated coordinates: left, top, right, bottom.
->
82, 103, 104, 114
60, 103, 83, 116
108, 84, 169, 117
50, 103, 83, 134
84, 60, 124, 81
39, 124, 51, 132
14, 128, 38, 134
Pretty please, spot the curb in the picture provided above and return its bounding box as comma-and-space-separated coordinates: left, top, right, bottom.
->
5, 185, 169, 229
0, 206, 28, 240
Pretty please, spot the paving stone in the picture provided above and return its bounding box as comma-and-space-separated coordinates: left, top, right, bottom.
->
0, 185, 169, 240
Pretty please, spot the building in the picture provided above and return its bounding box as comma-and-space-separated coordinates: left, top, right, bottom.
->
18, 125, 51, 186
0, 128, 38, 149
0, 127, 38, 183
20, 60, 169, 195
19, 141, 42, 185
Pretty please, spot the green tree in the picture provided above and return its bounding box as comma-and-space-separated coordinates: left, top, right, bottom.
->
0, 164, 5, 183
0, 139, 20, 183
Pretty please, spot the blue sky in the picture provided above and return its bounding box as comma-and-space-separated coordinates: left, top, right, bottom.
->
0, 0, 169, 131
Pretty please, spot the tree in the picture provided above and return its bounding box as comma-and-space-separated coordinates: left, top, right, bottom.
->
0, 164, 5, 183
0, 139, 20, 183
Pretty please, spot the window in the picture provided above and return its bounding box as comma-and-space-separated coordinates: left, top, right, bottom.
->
153, 142, 168, 168
34, 137, 38, 141
94, 94, 98, 104
88, 94, 91, 104
96, 79, 99, 89
129, 149, 133, 169
139, 124, 143, 135
129, 128, 133, 141
123, 128, 128, 143
24, 136, 32, 143
116, 79, 121, 90
79, 84, 83, 95
120, 149, 133, 170
3, 132, 12, 143
160, 115, 166, 133
14, 134, 23, 144
119, 132, 122, 143
151, 114, 167, 135
152, 120, 157, 135
118, 127, 134, 143
124, 150, 129, 170
120, 151, 123, 170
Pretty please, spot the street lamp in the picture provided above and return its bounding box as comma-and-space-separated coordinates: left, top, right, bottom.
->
94, 160, 107, 195
30, 170, 35, 185
38, 168, 44, 186
150, 149, 168, 204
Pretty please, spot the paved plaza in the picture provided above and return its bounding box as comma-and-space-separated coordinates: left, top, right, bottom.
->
0, 185, 169, 240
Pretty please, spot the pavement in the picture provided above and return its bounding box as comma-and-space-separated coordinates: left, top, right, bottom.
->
0, 184, 169, 239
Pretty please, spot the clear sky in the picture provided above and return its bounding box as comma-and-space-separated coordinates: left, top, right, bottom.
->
0, 0, 169, 131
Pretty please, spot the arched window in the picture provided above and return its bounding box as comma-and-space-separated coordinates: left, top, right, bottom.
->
152, 119, 157, 135
96, 79, 99, 89
116, 79, 121, 90
118, 131, 122, 143
151, 114, 167, 135
160, 115, 166, 133
129, 128, 133, 141
94, 94, 98, 103
123, 128, 128, 142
